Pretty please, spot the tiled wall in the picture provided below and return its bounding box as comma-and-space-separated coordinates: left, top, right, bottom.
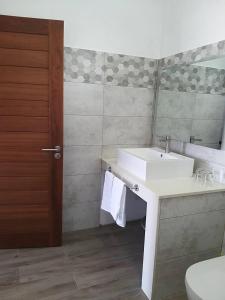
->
155, 91, 225, 149
63, 40, 225, 237
154, 40, 225, 254
63, 48, 157, 232
222, 232, 225, 255
154, 64, 225, 149
154, 192, 225, 299
155, 39, 225, 153
160, 64, 225, 95
154, 40, 225, 255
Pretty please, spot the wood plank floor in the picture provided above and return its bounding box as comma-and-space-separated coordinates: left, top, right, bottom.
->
0, 221, 148, 300
0, 221, 188, 300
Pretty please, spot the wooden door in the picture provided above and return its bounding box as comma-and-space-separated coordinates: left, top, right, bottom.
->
0, 15, 64, 248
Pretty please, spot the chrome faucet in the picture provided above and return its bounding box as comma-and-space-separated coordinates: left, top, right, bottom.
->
159, 135, 171, 153
190, 136, 202, 144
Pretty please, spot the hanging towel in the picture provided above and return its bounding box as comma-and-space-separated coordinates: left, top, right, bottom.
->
101, 171, 127, 227
101, 171, 114, 212
110, 176, 127, 227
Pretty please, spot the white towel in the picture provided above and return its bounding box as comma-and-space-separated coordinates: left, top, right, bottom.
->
101, 171, 127, 227
101, 171, 114, 212
110, 176, 127, 227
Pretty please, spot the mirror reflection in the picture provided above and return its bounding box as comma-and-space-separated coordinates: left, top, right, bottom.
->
155, 56, 225, 150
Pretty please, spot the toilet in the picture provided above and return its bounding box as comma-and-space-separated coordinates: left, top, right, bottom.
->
185, 256, 225, 300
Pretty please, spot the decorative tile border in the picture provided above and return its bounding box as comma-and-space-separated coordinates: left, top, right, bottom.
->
64, 39, 225, 91
64, 47, 157, 88
160, 40, 225, 68
159, 64, 225, 95
64, 47, 104, 84
103, 53, 157, 88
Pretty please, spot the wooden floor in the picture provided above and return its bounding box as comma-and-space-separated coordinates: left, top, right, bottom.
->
0, 221, 149, 300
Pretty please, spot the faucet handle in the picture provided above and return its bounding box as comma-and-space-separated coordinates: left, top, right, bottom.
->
158, 135, 171, 142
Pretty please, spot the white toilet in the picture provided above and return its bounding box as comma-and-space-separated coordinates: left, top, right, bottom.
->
185, 256, 225, 300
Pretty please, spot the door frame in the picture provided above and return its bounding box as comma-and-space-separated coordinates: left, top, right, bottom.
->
48, 20, 64, 246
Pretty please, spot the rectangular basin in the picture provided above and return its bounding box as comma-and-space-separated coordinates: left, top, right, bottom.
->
117, 147, 194, 181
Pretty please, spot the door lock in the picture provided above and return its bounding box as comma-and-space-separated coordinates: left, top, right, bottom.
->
54, 153, 61, 159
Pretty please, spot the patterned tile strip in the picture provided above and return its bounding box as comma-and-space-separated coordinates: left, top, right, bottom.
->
103, 53, 157, 88
64, 47, 157, 88
64, 47, 104, 84
159, 64, 225, 95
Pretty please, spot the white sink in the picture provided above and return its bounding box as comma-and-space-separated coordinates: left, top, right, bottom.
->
117, 147, 194, 181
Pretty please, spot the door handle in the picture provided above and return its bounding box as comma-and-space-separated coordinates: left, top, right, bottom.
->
41, 146, 61, 152
42, 146, 62, 159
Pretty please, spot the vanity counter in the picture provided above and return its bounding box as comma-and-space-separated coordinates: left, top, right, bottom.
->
102, 157, 225, 200
102, 157, 225, 299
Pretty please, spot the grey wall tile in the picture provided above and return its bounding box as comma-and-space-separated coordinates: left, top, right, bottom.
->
103, 116, 152, 145
154, 93, 225, 148
191, 119, 224, 144
154, 41, 225, 162
62, 46, 157, 232
160, 192, 225, 219
63, 174, 101, 204
159, 64, 225, 95
193, 94, 225, 120
204, 67, 225, 95
104, 86, 154, 117
154, 248, 220, 299
155, 48, 225, 149
222, 232, 225, 255
158, 210, 225, 260
159, 64, 206, 93
102, 144, 149, 159
159, 63, 225, 95
64, 48, 104, 84
64, 115, 102, 146
155, 117, 192, 142
157, 90, 195, 118
64, 82, 103, 116
64, 146, 101, 176
63, 201, 100, 232
104, 53, 156, 88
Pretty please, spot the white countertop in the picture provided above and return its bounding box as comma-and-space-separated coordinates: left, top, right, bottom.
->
102, 158, 225, 200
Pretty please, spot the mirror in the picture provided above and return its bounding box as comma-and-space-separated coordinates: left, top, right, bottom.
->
154, 55, 225, 150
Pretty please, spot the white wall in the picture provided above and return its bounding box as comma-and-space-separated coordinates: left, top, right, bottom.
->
2, 0, 225, 60
0, 0, 162, 58
161, 0, 225, 57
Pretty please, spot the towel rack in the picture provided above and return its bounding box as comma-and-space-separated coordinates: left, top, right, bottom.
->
107, 166, 139, 192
